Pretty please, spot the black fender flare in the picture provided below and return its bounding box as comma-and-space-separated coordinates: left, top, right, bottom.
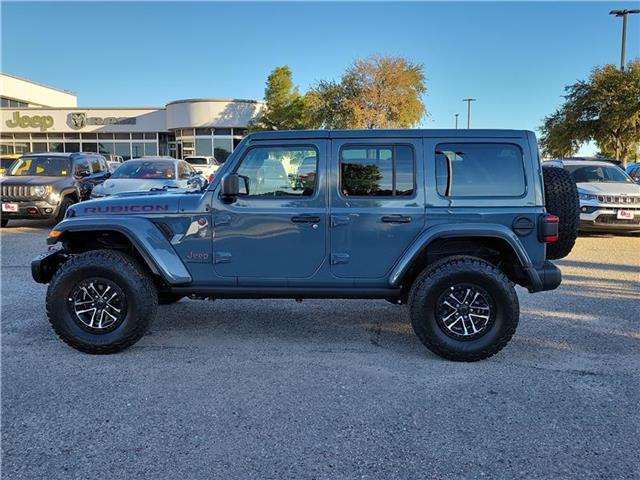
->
46, 216, 192, 285
387, 223, 543, 292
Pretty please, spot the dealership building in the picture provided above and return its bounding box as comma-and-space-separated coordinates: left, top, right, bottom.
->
0, 73, 264, 161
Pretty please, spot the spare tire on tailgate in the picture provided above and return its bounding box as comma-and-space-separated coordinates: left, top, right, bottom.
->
542, 166, 579, 260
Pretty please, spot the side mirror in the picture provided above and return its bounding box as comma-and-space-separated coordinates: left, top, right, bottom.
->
196, 170, 203, 175
220, 173, 240, 202
74, 170, 90, 178
104, 172, 111, 179
186, 176, 204, 190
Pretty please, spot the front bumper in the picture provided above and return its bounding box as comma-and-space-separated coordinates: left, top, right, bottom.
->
31, 247, 68, 284
1, 199, 61, 220
579, 205, 640, 231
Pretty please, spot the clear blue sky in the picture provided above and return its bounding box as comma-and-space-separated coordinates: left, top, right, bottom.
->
2, 1, 639, 144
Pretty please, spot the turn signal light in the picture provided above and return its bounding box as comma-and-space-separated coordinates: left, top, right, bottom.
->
48, 230, 62, 239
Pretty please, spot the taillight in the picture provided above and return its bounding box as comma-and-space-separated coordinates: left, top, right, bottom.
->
541, 214, 559, 242
208, 173, 215, 183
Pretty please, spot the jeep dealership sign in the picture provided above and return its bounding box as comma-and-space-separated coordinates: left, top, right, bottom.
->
1, 108, 165, 133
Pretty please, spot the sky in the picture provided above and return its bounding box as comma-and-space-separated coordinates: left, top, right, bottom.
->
1, 1, 639, 152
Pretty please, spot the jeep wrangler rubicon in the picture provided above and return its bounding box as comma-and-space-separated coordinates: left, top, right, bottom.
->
32, 130, 579, 361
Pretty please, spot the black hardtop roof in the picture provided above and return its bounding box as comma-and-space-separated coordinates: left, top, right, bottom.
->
246, 129, 531, 141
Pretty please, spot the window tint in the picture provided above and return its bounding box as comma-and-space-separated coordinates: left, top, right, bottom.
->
90, 156, 104, 173
340, 145, 414, 197
74, 159, 91, 177
235, 146, 318, 197
435, 143, 525, 197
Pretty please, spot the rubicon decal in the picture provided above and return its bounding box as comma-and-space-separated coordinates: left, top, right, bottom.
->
83, 205, 170, 213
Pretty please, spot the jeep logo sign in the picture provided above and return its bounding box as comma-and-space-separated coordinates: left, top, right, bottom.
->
5, 112, 54, 131
67, 112, 136, 130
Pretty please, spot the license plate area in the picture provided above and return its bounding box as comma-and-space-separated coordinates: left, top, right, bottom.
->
617, 209, 634, 219
2, 203, 18, 212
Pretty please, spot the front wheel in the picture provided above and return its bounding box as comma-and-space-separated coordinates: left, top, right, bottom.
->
46, 250, 158, 354
409, 256, 519, 362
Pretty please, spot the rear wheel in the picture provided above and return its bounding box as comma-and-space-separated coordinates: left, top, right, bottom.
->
543, 167, 579, 259
409, 256, 519, 362
46, 250, 158, 354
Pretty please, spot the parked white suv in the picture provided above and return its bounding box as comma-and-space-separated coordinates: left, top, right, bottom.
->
184, 156, 221, 182
545, 159, 640, 232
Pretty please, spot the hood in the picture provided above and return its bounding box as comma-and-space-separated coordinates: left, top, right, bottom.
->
0, 175, 66, 186
93, 178, 178, 195
577, 182, 640, 195
71, 191, 183, 217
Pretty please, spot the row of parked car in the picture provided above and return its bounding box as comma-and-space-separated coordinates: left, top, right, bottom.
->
0, 152, 221, 227
0, 151, 639, 233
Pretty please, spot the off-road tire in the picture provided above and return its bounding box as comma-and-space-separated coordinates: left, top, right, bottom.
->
543, 167, 579, 259
46, 249, 158, 354
409, 256, 519, 362
158, 293, 184, 305
55, 196, 75, 224
0, 218, 7, 228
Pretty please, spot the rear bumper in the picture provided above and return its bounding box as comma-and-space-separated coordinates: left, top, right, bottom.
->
526, 260, 561, 293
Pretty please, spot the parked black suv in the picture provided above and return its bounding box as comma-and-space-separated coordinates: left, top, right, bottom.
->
0, 152, 110, 227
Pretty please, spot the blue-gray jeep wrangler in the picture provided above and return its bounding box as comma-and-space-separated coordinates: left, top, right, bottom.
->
32, 130, 579, 361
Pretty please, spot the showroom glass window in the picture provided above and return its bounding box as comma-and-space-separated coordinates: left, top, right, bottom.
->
235, 146, 318, 198
435, 143, 525, 197
340, 145, 414, 196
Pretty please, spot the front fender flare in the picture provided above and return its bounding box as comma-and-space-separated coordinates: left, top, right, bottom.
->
48, 216, 192, 285
388, 223, 542, 291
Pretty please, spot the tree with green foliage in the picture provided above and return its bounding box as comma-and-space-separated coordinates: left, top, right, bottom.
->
306, 55, 427, 130
248, 66, 306, 132
540, 61, 640, 166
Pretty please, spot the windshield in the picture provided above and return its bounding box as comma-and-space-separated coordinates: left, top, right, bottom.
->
185, 157, 208, 166
7, 156, 71, 177
566, 165, 633, 184
111, 161, 176, 179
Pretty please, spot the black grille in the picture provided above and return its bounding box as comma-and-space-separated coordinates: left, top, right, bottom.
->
594, 214, 640, 225
596, 195, 640, 204
1, 185, 36, 200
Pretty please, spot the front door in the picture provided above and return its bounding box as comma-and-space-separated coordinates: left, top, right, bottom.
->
212, 141, 327, 280
329, 138, 425, 279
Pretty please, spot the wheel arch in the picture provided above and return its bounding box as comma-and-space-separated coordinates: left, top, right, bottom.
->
389, 223, 542, 292
47, 217, 192, 286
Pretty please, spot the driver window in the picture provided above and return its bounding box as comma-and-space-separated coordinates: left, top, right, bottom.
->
74, 159, 91, 177
235, 146, 318, 197
178, 162, 191, 180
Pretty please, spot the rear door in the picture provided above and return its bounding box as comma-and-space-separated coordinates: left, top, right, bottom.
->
211, 140, 327, 280
329, 138, 425, 279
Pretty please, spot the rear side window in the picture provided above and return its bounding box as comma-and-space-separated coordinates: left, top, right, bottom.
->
435, 143, 525, 197
340, 145, 414, 197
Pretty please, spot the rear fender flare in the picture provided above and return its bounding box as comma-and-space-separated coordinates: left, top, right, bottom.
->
388, 223, 541, 291
49, 216, 192, 285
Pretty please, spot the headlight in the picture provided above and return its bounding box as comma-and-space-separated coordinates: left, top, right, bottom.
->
33, 185, 53, 197
578, 189, 598, 201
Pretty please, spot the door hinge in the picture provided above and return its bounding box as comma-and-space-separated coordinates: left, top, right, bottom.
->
331, 253, 350, 265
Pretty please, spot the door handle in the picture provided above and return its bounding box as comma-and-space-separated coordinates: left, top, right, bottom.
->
291, 215, 321, 224
381, 215, 412, 224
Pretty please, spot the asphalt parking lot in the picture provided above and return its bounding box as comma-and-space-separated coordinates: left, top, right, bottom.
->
1, 220, 639, 479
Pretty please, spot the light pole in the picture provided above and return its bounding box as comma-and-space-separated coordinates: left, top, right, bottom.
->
462, 98, 476, 129
454, 113, 459, 129
610, 9, 640, 70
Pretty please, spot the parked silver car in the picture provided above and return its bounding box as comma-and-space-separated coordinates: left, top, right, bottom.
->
90, 157, 205, 198
545, 159, 640, 232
